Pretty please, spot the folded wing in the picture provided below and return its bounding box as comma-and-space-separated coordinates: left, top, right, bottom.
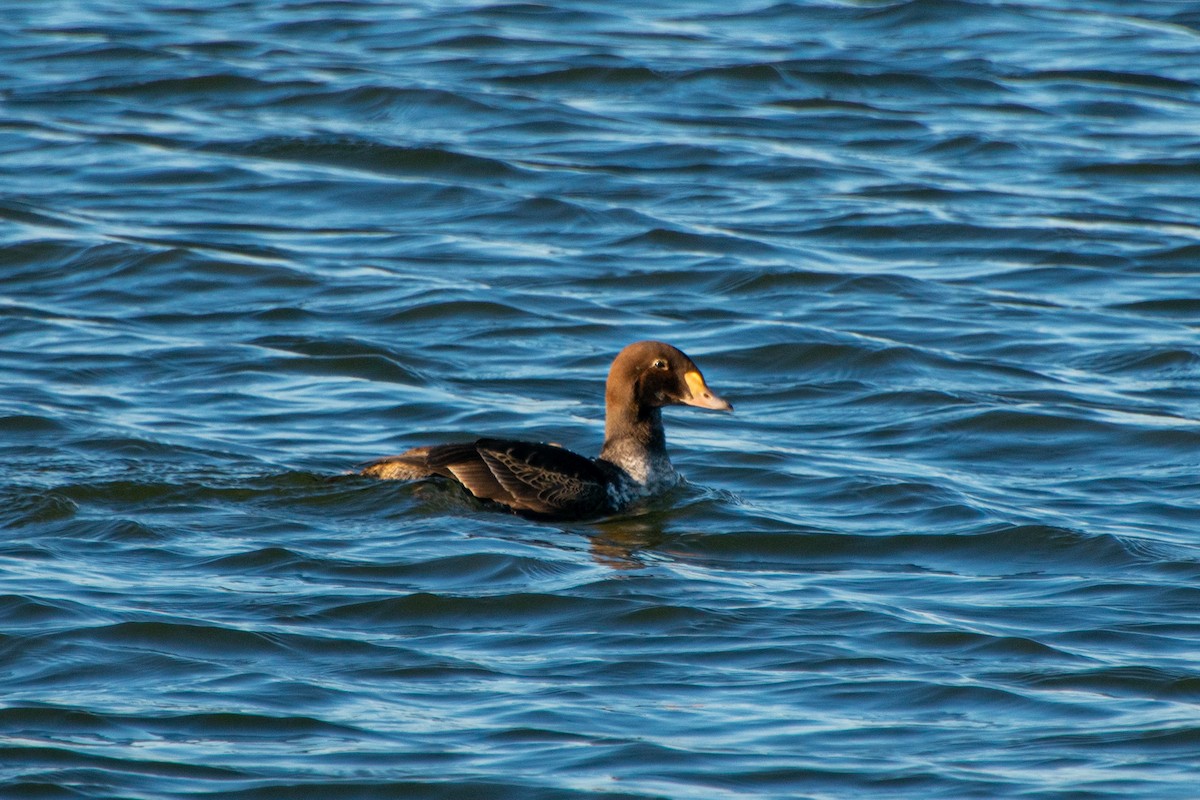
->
364, 439, 612, 518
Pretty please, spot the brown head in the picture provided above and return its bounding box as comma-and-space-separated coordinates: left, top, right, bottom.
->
604, 341, 732, 421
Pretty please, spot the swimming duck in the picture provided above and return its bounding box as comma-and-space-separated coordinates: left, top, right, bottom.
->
359, 340, 732, 520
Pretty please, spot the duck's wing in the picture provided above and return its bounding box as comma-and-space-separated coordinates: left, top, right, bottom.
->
424, 438, 611, 518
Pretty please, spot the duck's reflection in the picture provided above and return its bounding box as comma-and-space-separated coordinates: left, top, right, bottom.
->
585, 513, 672, 569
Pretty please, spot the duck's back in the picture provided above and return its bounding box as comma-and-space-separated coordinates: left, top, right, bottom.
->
361, 439, 616, 519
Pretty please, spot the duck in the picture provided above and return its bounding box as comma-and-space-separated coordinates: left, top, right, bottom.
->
359, 340, 732, 520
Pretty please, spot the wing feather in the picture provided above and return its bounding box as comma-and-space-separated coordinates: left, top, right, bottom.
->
364, 438, 611, 518
445, 459, 510, 504
475, 439, 609, 517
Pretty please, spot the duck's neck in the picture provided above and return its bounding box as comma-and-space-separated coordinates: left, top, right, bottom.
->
602, 405, 665, 452
599, 389, 670, 480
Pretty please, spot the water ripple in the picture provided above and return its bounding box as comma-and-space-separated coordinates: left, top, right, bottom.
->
4, 0, 1200, 797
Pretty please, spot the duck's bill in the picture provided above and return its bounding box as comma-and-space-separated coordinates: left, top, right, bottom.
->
682, 371, 734, 412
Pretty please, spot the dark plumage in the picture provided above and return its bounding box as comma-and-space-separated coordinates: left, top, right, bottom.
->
359, 341, 732, 520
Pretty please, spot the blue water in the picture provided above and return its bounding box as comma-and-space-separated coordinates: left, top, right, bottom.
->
3, 1, 1200, 797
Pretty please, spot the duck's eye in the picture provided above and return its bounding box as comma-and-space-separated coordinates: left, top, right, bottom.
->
652, 358, 669, 370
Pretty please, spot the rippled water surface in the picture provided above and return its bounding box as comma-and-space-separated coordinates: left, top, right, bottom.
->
3, 1, 1200, 797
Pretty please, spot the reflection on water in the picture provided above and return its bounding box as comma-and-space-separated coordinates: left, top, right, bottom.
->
589, 514, 674, 569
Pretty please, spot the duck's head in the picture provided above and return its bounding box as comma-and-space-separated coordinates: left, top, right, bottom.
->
606, 340, 733, 414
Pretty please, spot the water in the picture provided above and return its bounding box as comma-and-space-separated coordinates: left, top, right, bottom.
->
3, 1, 1200, 797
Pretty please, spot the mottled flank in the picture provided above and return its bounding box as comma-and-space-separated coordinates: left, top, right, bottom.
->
3, 1, 1200, 799
359, 447, 435, 480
